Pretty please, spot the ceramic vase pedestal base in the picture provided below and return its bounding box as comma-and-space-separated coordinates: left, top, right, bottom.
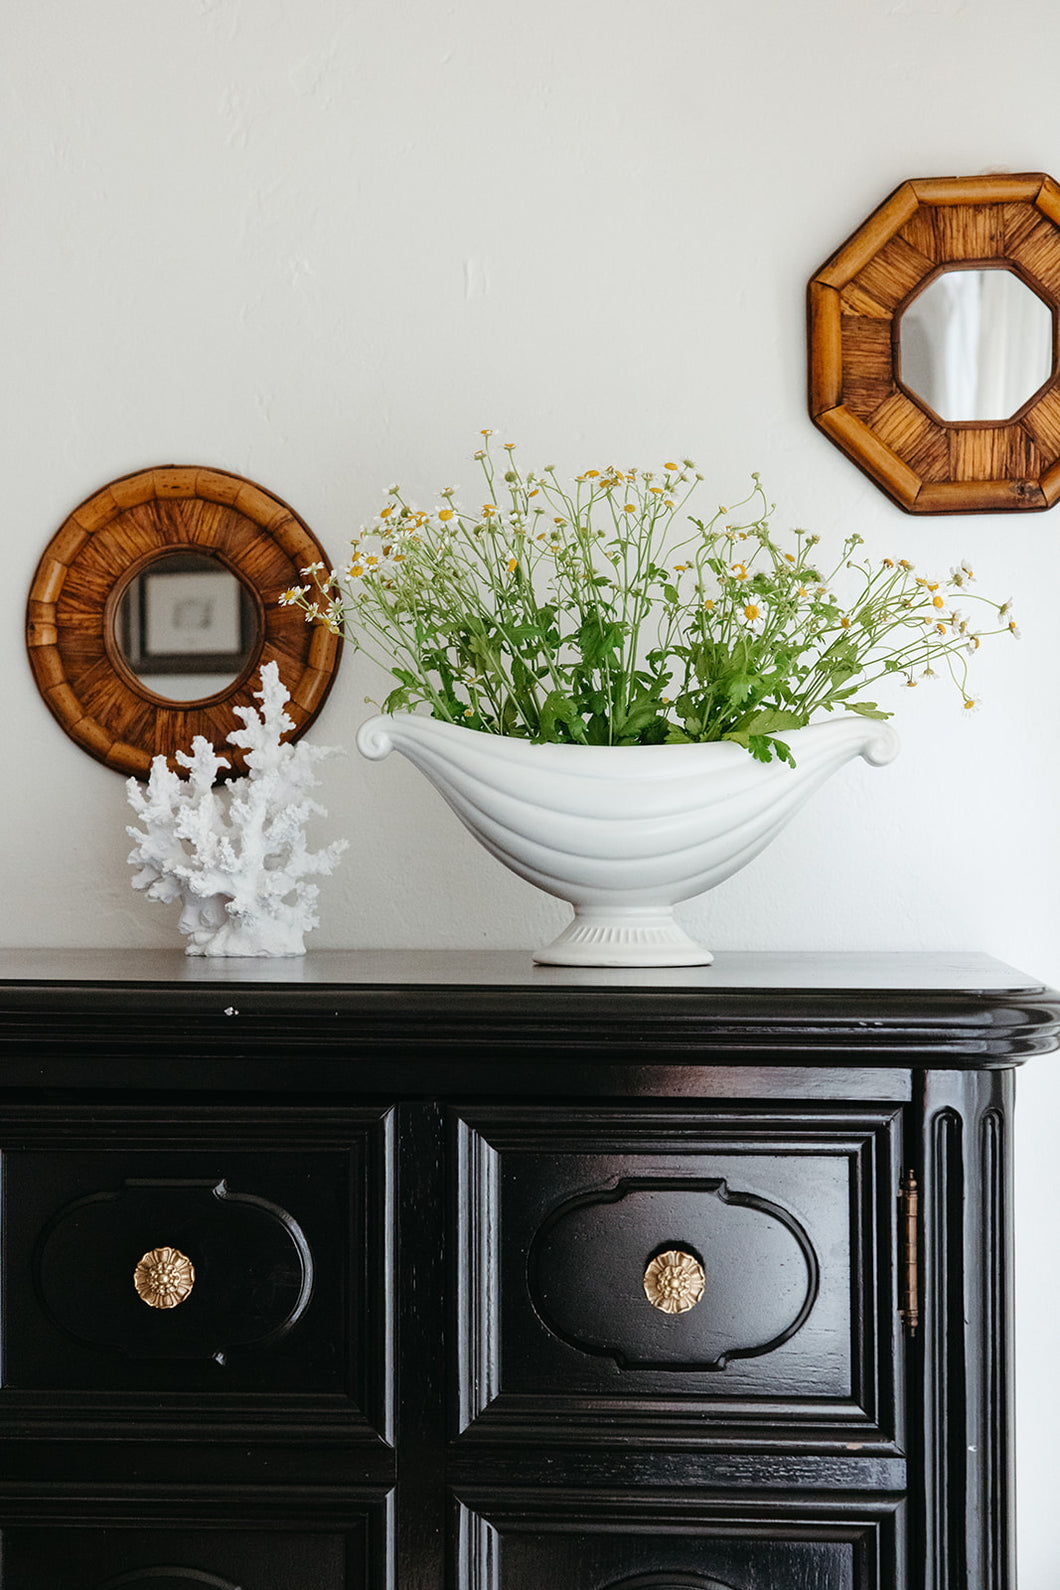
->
533, 907, 713, 968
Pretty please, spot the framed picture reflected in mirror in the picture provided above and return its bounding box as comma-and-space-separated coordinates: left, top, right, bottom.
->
117, 550, 259, 699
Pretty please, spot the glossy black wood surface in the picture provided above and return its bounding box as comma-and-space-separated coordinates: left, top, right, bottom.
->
0, 950, 1055, 1590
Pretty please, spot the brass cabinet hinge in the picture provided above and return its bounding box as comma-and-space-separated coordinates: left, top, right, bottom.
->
899, 1169, 919, 1336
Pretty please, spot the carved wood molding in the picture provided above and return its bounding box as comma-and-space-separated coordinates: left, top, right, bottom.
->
455, 1105, 899, 1446
0, 1102, 395, 1445
97, 1571, 240, 1589
454, 1492, 903, 1590
809, 173, 1060, 513
530, 1176, 819, 1370
917, 1068, 1015, 1590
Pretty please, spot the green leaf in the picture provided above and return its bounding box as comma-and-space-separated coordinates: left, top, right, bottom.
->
638, 715, 670, 745
739, 707, 808, 736
382, 684, 413, 713
575, 617, 624, 668
745, 735, 776, 764
721, 729, 797, 766
616, 699, 663, 737
540, 691, 587, 743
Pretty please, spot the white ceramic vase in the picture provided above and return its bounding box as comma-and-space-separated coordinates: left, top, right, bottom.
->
356, 713, 899, 968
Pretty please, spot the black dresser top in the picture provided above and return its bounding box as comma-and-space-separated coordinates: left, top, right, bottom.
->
0, 946, 1044, 993
0, 951, 1056, 1086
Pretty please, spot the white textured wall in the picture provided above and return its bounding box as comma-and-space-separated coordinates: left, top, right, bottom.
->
5, 0, 1060, 1577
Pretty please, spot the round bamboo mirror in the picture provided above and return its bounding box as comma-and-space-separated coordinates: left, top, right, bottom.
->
25, 465, 342, 778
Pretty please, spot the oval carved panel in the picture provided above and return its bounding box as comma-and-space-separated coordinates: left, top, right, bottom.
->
97, 1572, 241, 1589
36, 1177, 312, 1363
529, 1178, 818, 1370
605, 1578, 739, 1590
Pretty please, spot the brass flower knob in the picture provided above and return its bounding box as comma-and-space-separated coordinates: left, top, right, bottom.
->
134, 1246, 195, 1309
643, 1248, 705, 1314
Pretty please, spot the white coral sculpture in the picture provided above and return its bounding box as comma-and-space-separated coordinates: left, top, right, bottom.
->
126, 662, 347, 956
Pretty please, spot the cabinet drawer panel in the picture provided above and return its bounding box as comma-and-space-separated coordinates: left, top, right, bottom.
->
0, 1510, 388, 1589
457, 1492, 902, 1590
455, 1105, 902, 1447
0, 1106, 394, 1440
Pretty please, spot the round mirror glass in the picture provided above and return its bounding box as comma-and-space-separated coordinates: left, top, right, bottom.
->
899, 266, 1054, 423
114, 551, 260, 702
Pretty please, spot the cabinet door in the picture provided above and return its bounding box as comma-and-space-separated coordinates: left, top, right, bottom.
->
0, 1105, 395, 1460
453, 1104, 905, 1453
0, 1499, 391, 1589
456, 1493, 904, 1590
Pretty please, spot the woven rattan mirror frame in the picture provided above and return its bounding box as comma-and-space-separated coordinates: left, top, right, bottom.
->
808, 173, 1060, 513
26, 465, 341, 778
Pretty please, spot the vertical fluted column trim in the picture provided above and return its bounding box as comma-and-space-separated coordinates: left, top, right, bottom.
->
917, 1069, 1015, 1590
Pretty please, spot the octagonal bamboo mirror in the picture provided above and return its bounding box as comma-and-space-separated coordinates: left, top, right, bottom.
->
808, 172, 1060, 513
25, 465, 342, 778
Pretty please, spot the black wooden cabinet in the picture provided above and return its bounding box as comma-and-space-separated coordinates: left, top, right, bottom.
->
0, 949, 1056, 1590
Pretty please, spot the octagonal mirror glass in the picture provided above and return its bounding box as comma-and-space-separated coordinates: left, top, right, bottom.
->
899, 266, 1054, 423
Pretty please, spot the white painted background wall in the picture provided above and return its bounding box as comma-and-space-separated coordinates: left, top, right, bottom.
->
4, 0, 1060, 1578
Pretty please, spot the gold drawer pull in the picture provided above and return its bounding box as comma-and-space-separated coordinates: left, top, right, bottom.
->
643, 1249, 705, 1314
134, 1246, 196, 1309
